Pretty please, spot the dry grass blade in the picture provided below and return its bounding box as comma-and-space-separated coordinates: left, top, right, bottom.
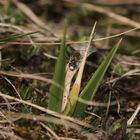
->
64, 0, 140, 28
74, 22, 97, 87
107, 69, 140, 83
44, 53, 57, 60
127, 104, 140, 126
0, 111, 13, 125
2, 26, 139, 47
77, 97, 122, 107
1, 111, 91, 133
2, 76, 22, 99
0, 23, 36, 48
61, 65, 79, 112
40, 122, 60, 140
64, 22, 97, 115
120, 61, 140, 66
0, 91, 93, 129
0, 70, 64, 91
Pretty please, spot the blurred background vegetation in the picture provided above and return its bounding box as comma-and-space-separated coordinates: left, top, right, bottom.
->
0, 0, 140, 139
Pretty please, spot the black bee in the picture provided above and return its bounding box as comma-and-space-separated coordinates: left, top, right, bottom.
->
69, 57, 78, 71
68, 51, 80, 71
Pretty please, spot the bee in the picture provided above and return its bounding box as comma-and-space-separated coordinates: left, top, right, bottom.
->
68, 57, 78, 71
68, 44, 96, 71
68, 51, 80, 71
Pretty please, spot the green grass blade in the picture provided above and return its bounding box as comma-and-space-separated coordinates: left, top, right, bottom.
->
48, 21, 67, 112
73, 39, 122, 118
0, 32, 38, 42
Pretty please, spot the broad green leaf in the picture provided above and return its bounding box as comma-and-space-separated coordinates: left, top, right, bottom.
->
48, 21, 67, 112
0, 32, 37, 42
73, 39, 122, 118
